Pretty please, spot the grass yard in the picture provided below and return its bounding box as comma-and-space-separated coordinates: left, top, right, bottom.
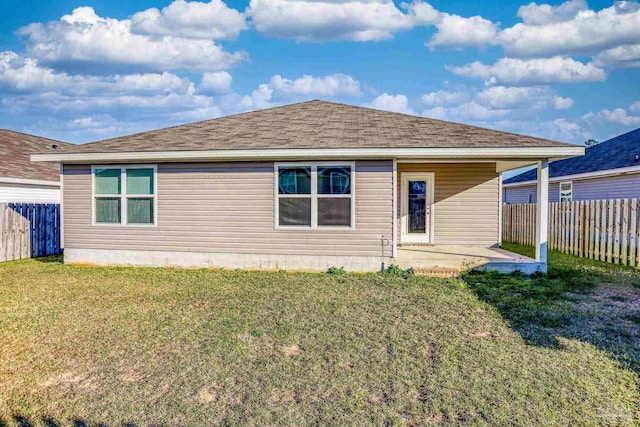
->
0, 251, 639, 426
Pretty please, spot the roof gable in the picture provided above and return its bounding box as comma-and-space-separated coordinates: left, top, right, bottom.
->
504, 127, 640, 184
53, 100, 575, 154
0, 130, 70, 182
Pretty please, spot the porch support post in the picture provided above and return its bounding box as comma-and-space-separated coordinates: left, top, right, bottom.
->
498, 171, 503, 247
535, 159, 549, 271
391, 159, 398, 258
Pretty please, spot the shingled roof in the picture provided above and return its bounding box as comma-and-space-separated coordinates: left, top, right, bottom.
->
504, 127, 640, 185
54, 100, 574, 154
0, 129, 70, 182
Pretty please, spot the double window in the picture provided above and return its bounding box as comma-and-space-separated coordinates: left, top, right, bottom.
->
93, 165, 156, 225
276, 163, 354, 229
559, 181, 572, 203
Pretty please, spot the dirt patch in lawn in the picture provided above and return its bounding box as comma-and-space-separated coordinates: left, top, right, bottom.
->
281, 344, 303, 358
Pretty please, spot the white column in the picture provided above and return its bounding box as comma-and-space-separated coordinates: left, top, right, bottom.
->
535, 159, 549, 270
391, 159, 398, 258
498, 172, 503, 247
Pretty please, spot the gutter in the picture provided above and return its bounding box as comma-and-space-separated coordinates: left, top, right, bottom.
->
32, 146, 585, 164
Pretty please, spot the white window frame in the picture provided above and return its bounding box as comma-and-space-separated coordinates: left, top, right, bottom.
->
559, 181, 573, 203
91, 164, 158, 227
274, 161, 356, 230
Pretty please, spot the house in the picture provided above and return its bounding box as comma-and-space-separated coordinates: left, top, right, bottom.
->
32, 101, 583, 273
503, 128, 640, 204
0, 129, 70, 203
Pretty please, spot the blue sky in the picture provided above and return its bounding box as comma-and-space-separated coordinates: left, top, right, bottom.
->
0, 0, 638, 145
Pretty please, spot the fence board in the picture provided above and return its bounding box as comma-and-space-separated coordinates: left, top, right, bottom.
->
502, 198, 640, 269
0, 203, 62, 262
630, 199, 637, 267
614, 199, 621, 264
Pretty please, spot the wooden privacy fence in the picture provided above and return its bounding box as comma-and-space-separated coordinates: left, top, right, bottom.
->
0, 203, 62, 262
503, 199, 640, 266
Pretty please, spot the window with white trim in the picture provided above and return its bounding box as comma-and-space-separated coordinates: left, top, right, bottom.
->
93, 166, 156, 225
559, 181, 572, 203
276, 163, 354, 228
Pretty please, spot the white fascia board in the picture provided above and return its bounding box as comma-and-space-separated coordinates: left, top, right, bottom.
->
32, 146, 584, 164
0, 176, 60, 187
503, 164, 640, 188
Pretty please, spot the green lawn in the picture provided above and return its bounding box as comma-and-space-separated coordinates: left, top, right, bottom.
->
0, 252, 639, 426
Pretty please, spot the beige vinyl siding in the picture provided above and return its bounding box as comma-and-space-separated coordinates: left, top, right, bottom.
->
63, 161, 392, 257
398, 163, 499, 246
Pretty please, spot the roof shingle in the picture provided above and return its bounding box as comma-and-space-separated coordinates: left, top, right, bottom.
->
504, 127, 640, 184
0, 129, 70, 181
55, 100, 575, 154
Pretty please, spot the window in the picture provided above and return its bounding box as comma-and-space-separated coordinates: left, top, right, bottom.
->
560, 181, 572, 203
93, 165, 156, 225
275, 163, 354, 229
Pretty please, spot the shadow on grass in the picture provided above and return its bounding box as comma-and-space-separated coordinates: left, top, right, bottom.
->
462, 243, 640, 374
2, 414, 134, 427
33, 255, 63, 264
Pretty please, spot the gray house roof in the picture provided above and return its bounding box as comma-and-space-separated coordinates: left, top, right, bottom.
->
504, 127, 640, 185
0, 129, 70, 182
43, 100, 575, 154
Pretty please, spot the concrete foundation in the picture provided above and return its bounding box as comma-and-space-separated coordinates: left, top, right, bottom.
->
64, 248, 391, 272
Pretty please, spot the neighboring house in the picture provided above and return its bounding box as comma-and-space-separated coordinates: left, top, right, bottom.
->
503, 128, 640, 204
32, 101, 583, 273
0, 129, 70, 203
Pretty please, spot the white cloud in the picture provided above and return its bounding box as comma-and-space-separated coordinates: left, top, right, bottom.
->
423, 101, 510, 121
498, 1, 640, 57
448, 56, 606, 85
550, 118, 582, 138
269, 74, 362, 98
552, 96, 574, 110
427, 13, 499, 49
368, 93, 416, 115
593, 43, 640, 68
230, 73, 364, 111
630, 101, 640, 113
421, 89, 472, 106
199, 71, 233, 93
0, 51, 194, 95
516, 0, 587, 25
476, 86, 573, 110
247, 0, 438, 42
18, 7, 247, 72
584, 107, 640, 127
240, 84, 274, 110
131, 0, 246, 39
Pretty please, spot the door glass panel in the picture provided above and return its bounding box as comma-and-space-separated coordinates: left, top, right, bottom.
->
408, 180, 426, 233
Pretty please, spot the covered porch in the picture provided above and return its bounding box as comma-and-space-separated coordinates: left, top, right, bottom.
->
389, 159, 551, 274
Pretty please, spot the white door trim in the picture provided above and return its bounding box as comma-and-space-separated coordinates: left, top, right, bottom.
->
400, 172, 435, 244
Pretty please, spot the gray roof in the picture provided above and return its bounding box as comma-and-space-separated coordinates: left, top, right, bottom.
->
54, 100, 574, 154
0, 129, 70, 181
504, 127, 640, 185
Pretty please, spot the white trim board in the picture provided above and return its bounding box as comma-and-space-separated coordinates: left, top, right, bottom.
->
0, 176, 60, 187
32, 146, 584, 164
503, 164, 640, 188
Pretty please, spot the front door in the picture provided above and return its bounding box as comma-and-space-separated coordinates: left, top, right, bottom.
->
401, 173, 433, 243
